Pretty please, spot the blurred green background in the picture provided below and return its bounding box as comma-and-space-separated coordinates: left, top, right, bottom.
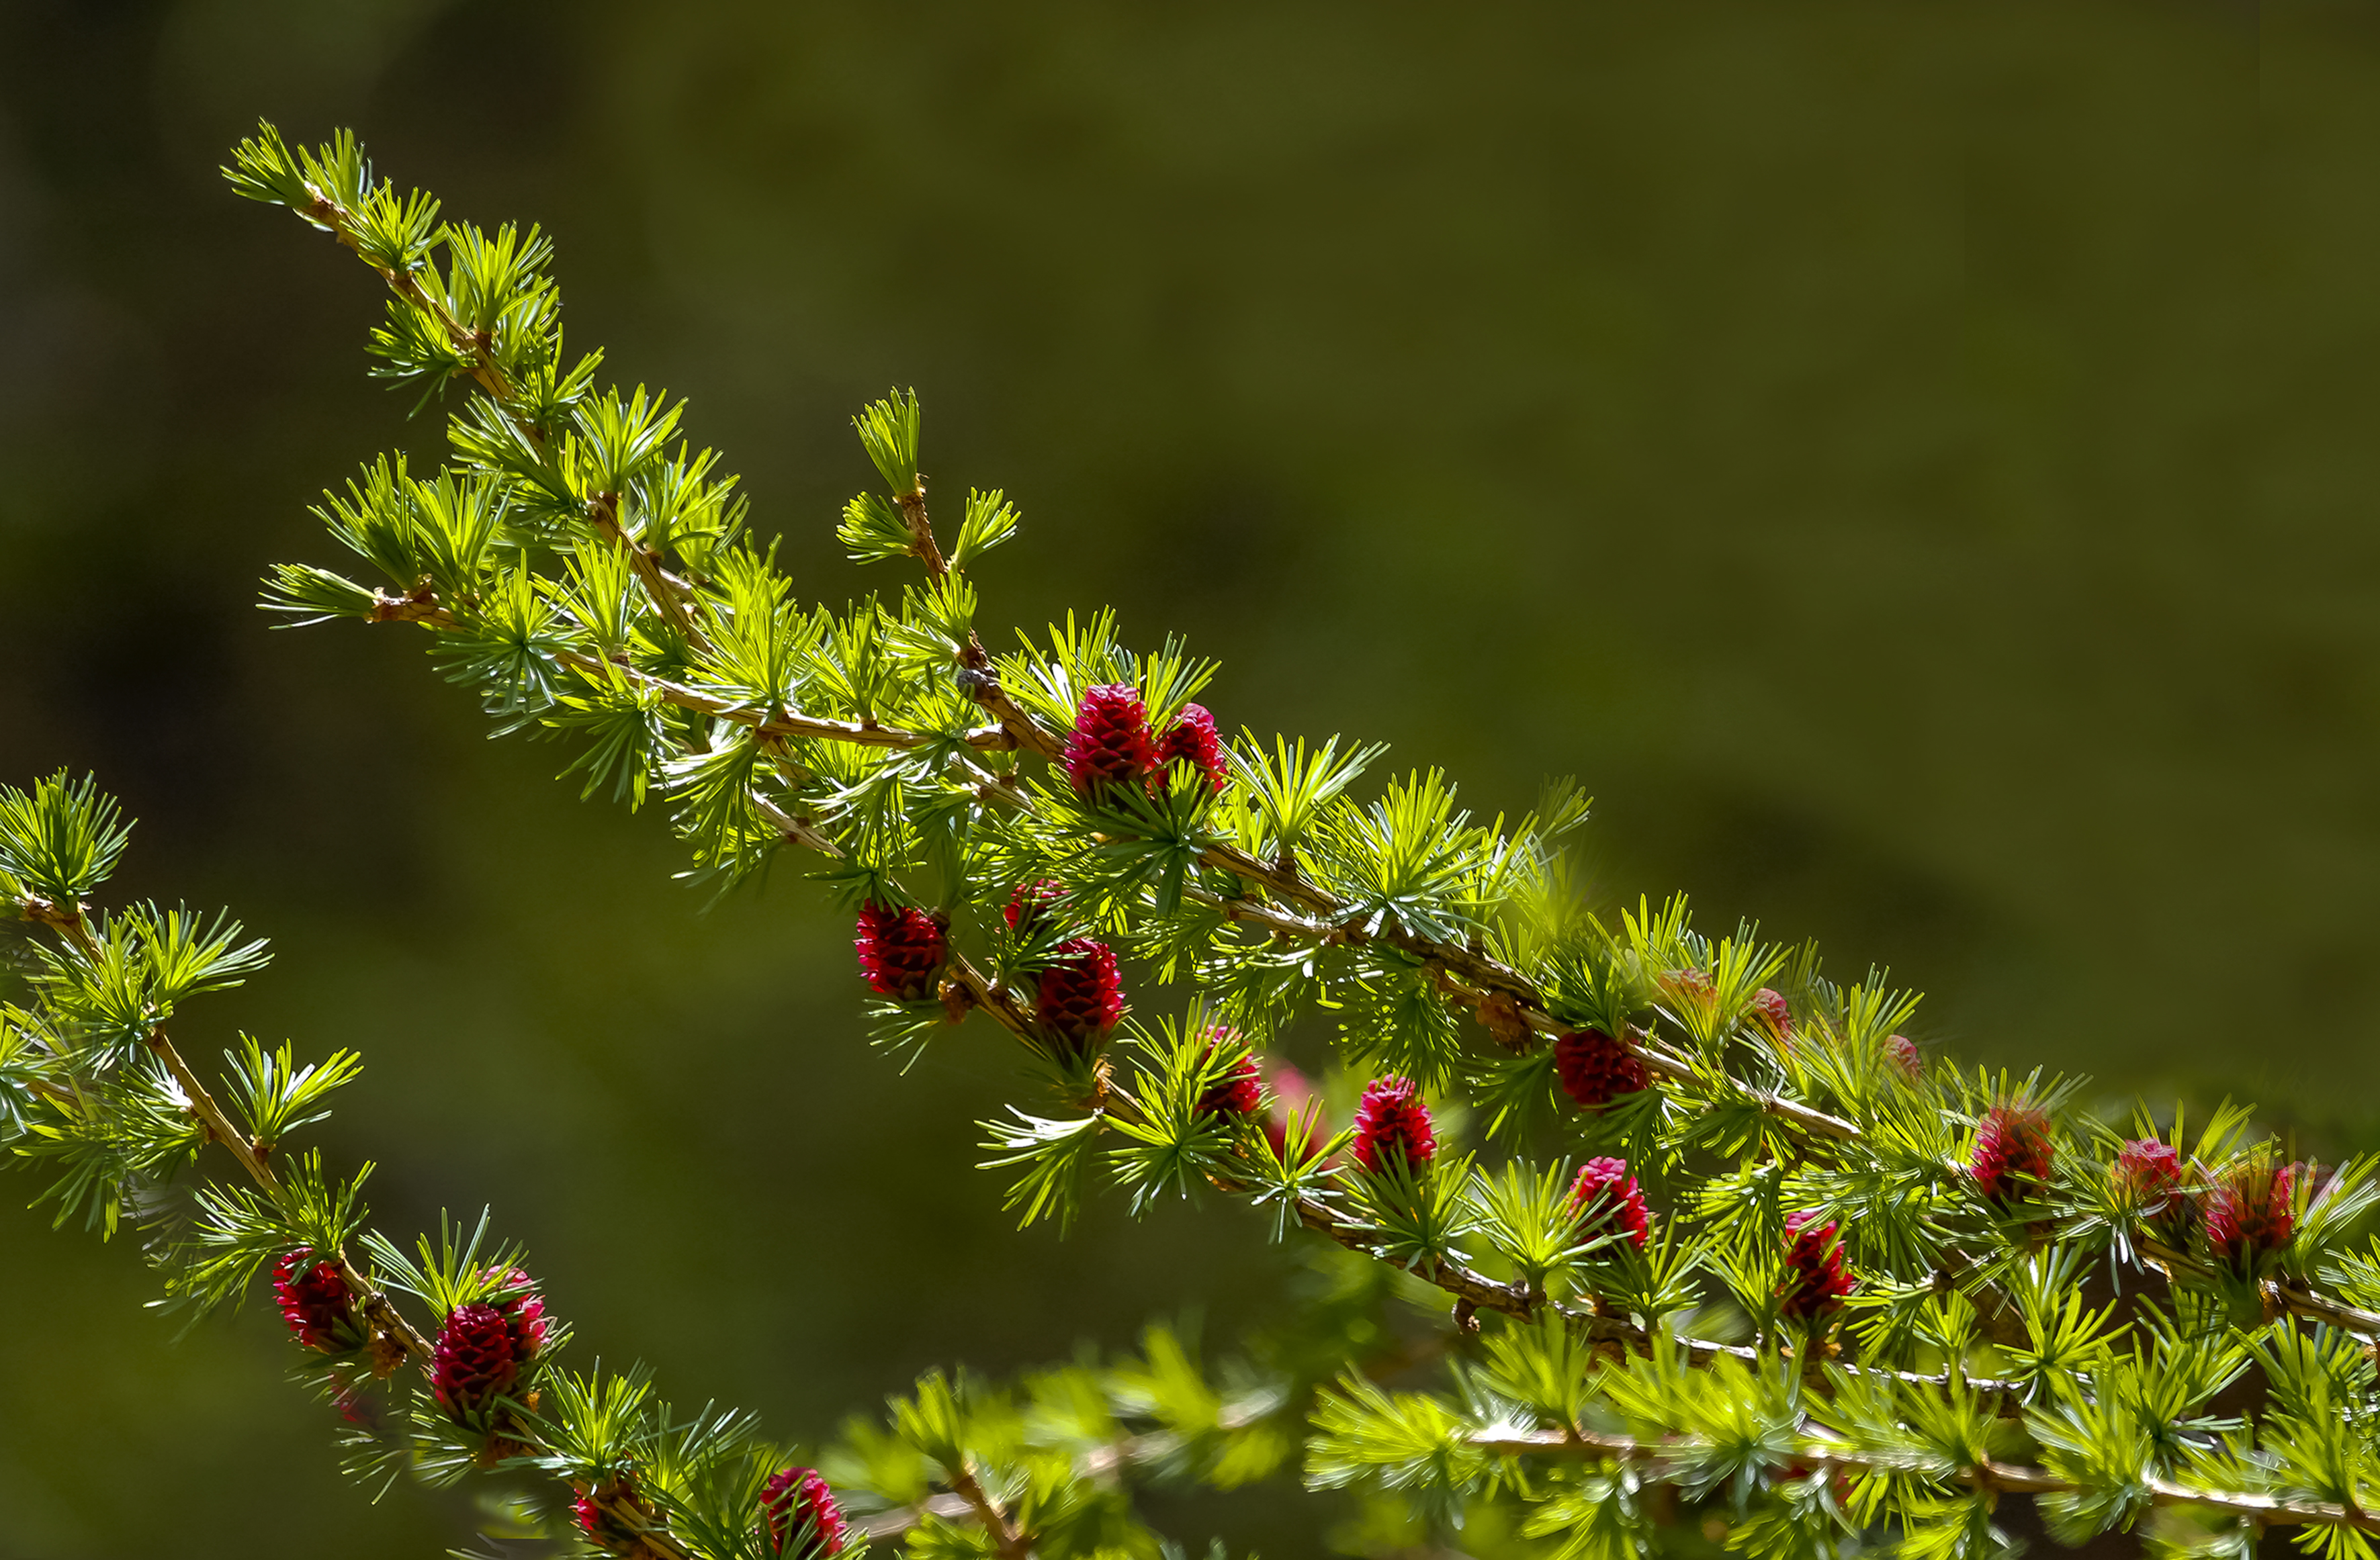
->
0, 1, 2371, 1554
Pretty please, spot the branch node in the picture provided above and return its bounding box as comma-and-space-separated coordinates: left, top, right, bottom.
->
1475, 989, 1531, 1050
367, 1330, 410, 1379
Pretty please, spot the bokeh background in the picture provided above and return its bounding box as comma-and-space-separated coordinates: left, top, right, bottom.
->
0, 0, 2367, 1554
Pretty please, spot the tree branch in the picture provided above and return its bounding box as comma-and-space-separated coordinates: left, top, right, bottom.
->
299, 188, 713, 653
1282, 1195, 2020, 1400
350, 598, 2380, 1351
1471, 1426, 2380, 1534
15, 887, 692, 1555
24, 899, 281, 1193
944, 1463, 1032, 1558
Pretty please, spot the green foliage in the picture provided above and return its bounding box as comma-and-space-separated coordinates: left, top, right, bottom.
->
1104, 1013, 1245, 1215
1345, 1149, 1479, 1277
19, 1054, 208, 1234
363, 1207, 537, 1322
854, 389, 924, 499
0, 771, 132, 907
161, 118, 2380, 1560
1311, 1371, 1502, 1534
980, 1107, 1103, 1234
160, 1150, 372, 1320
1229, 733, 1387, 866
951, 490, 1021, 571
1468, 1160, 1597, 1297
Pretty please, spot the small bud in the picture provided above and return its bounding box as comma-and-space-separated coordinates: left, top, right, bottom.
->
760, 1466, 850, 1557
1749, 987, 1793, 1048
2111, 1138, 2185, 1209
1194, 1027, 1263, 1118
1151, 702, 1228, 792
1882, 1034, 1922, 1081
1553, 1029, 1650, 1111
573, 1475, 648, 1551
1970, 1103, 2054, 1203
1567, 1157, 1650, 1250
1661, 966, 1714, 1006
2206, 1159, 2303, 1267
1352, 1075, 1436, 1175
1003, 878, 1066, 937
1779, 1212, 1855, 1320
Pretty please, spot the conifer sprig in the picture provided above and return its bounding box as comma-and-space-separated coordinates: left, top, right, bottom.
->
218, 120, 2380, 1556
231, 118, 2376, 1326
228, 114, 1851, 1150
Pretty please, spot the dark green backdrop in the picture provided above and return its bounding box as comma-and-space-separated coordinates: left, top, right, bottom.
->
1, 2, 2371, 1555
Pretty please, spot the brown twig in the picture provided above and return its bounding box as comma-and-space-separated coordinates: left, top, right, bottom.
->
944, 1463, 1031, 1558
379, 602, 1012, 753
861, 1491, 973, 1540
897, 480, 951, 582
1180, 882, 1860, 1142
2271, 1280, 2380, 1336
893, 482, 1061, 762
584, 490, 711, 652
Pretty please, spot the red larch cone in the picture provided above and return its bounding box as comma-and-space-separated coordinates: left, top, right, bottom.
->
1970, 1103, 2055, 1202
573, 1475, 648, 1551
1779, 1212, 1855, 1320
1262, 1059, 1329, 1167
1352, 1074, 1436, 1175
1749, 987, 1793, 1048
273, 1247, 361, 1351
431, 1301, 529, 1421
1661, 967, 1714, 1007
854, 901, 947, 1000
2111, 1138, 2185, 1213
1195, 1027, 1264, 1118
1037, 937, 1123, 1052
1004, 878, 1065, 936
2206, 1160, 2301, 1265
1062, 683, 1156, 799
1553, 1029, 1650, 1110
1152, 702, 1228, 792
1567, 1156, 1650, 1250
482, 1265, 550, 1359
